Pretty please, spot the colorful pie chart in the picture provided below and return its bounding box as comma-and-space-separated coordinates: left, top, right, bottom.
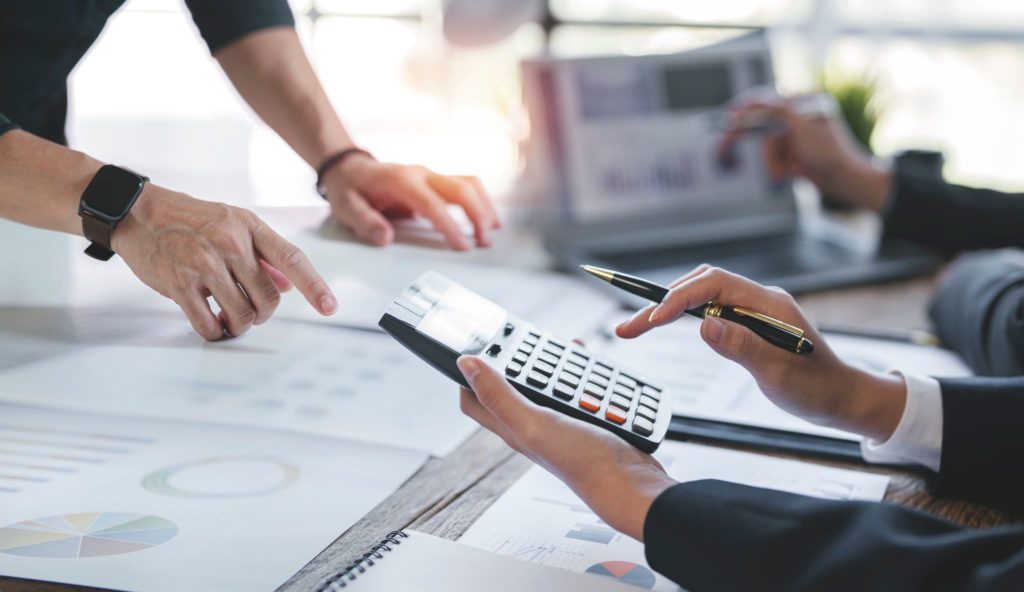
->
586, 561, 657, 589
0, 512, 177, 558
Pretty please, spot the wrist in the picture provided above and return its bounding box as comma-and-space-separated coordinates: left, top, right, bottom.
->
836, 157, 893, 213
109, 184, 169, 253
836, 366, 906, 441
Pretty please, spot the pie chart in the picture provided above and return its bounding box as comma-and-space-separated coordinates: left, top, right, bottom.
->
0, 512, 177, 558
141, 456, 299, 499
586, 561, 657, 589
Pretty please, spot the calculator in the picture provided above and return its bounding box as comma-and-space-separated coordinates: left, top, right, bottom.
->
379, 272, 671, 452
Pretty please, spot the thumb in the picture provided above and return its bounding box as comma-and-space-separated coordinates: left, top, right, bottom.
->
331, 190, 395, 247
700, 317, 767, 369
456, 356, 534, 429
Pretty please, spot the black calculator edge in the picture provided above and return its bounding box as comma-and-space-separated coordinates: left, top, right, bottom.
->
380, 312, 662, 454
667, 416, 866, 463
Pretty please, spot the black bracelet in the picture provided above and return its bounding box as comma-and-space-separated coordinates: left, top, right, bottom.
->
315, 148, 375, 198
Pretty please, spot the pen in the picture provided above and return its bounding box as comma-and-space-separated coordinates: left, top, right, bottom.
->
719, 92, 838, 133
580, 265, 814, 355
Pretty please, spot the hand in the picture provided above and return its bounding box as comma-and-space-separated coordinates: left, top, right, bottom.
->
320, 154, 500, 251
112, 186, 337, 340
456, 356, 675, 541
615, 265, 907, 441
717, 97, 892, 212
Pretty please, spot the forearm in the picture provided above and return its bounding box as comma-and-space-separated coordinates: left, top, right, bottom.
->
215, 27, 354, 168
645, 480, 1024, 592
0, 130, 102, 235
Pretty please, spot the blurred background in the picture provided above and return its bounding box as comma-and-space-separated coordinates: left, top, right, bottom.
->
67, 0, 1024, 209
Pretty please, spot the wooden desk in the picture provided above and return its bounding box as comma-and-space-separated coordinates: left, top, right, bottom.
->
2, 221, 1019, 592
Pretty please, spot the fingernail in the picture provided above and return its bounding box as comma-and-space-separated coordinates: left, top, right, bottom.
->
457, 356, 481, 379
704, 317, 725, 343
370, 227, 388, 245
319, 293, 338, 314
649, 306, 665, 324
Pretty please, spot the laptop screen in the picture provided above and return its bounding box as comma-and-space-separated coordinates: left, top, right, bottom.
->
530, 34, 796, 233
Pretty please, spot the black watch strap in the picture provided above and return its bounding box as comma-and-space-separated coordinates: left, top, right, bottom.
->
82, 213, 116, 261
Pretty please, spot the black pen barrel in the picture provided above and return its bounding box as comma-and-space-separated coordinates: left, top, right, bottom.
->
717, 307, 814, 354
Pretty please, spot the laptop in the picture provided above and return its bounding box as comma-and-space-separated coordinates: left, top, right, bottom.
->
521, 31, 939, 305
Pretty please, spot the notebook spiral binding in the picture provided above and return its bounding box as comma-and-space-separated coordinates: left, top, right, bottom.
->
316, 531, 409, 591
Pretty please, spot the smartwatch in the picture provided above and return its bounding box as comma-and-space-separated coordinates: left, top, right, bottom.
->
78, 165, 149, 261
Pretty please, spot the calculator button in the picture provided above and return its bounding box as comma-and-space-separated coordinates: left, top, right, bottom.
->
589, 374, 609, 388
613, 384, 635, 399
636, 405, 656, 422
525, 332, 540, 344
641, 385, 661, 401
617, 374, 638, 389
526, 372, 549, 388
609, 394, 632, 411
513, 351, 529, 364
578, 395, 602, 413
520, 343, 535, 355
538, 351, 560, 366
632, 416, 654, 437
553, 382, 575, 401
505, 362, 522, 377
548, 338, 567, 350
543, 345, 564, 358
534, 361, 556, 376
570, 350, 590, 362
503, 322, 515, 336
563, 362, 585, 377
558, 373, 580, 388
605, 406, 627, 425
593, 363, 613, 378
584, 382, 606, 399
486, 344, 502, 357
639, 395, 659, 411
568, 352, 589, 366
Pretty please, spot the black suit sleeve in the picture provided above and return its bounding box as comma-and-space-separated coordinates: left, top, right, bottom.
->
184, 0, 295, 54
883, 165, 1024, 254
644, 480, 1024, 592
928, 250, 1024, 376
0, 111, 16, 137
929, 376, 1024, 513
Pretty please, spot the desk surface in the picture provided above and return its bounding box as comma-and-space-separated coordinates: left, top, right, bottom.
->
2, 209, 1019, 592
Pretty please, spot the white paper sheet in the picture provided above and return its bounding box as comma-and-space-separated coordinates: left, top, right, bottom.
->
336, 530, 640, 591
0, 320, 476, 456
595, 317, 973, 441
0, 404, 426, 592
275, 258, 620, 340
460, 441, 890, 591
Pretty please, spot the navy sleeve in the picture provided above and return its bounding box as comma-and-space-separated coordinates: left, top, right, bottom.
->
644, 480, 1024, 592
883, 164, 1024, 254
931, 376, 1024, 513
184, 0, 296, 54
0, 111, 17, 137
929, 250, 1024, 376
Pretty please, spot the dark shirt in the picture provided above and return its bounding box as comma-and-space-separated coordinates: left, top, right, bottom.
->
0, 111, 16, 137
0, 0, 294, 145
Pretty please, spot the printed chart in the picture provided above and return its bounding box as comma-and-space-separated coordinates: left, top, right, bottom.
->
0, 513, 177, 558
141, 456, 299, 499
587, 561, 657, 589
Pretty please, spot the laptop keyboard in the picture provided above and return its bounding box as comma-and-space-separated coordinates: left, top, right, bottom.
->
597, 235, 868, 285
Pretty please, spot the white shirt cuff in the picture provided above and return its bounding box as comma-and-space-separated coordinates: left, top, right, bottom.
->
860, 372, 943, 472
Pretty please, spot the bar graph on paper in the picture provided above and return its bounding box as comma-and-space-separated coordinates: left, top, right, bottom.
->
0, 421, 152, 495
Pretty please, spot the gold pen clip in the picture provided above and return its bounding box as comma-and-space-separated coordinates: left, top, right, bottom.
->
731, 306, 805, 337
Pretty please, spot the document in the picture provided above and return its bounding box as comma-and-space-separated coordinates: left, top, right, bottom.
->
275, 249, 621, 339
326, 530, 639, 591
0, 320, 477, 456
0, 404, 426, 592
460, 441, 890, 591
595, 317, 973, 441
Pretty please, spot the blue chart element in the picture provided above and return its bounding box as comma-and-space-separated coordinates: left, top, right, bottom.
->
586, 561, 657, 589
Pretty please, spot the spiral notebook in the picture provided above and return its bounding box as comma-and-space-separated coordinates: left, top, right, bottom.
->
315, 530, 640, 591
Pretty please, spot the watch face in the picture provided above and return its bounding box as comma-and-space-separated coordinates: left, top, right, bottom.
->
82, 165, 146, 219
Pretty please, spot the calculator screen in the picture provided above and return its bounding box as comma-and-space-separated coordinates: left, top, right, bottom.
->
418, 283, 506, 354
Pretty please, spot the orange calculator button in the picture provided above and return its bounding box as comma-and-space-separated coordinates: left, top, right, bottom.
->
605, 406, 627, 425
578, 395, 602, 413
